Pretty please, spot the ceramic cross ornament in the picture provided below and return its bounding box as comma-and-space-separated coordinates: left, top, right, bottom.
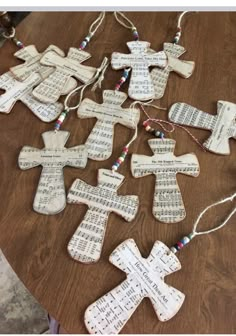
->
111, 41, 167, 101
32, 48, 97, 103
131, 139, 200, 223
84, 239, 185, 334
0, 72, 62, 122
18, 130, 87, 215
150, 43, 195, 99
77, 90, 140, 160
67, 169, 139, 263
169, 101, 236, 155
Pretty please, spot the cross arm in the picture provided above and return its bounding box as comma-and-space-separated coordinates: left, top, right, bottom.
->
18, 146, 41, 169
111, 52, 132, 69
110, 194, 139, 222
109, 239, 144, 274
77, 98, 101, 119
117, 107, 140, 129
13, 45, 39, 62
67, 48, 91, 63
65, 145, 88, 168
164, 43, 186, 58
172, 153, 200, 177
131, 154, 154, 178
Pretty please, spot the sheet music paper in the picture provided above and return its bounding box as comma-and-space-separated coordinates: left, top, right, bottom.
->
84, 239, 185, 334
169, 101, 236, 155
77, 90, 140, 160
18, 130, 88, 215
151, 43, 195, 99
67, 169, 139, 263
111, 41, 167, 101
32, 48, 97, 103
10, 45, 78, 94
0, 72, 62, 122
131, 139, 200, 223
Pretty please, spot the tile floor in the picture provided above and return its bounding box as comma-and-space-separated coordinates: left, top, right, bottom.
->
0, 250, 49, 334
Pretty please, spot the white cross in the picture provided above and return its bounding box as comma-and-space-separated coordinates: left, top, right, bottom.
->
0, 72, 62, 122
10, 45, 77, 94
131, 139, 200, 223
169, 101, 236, 155
18, 130, 87, 215
151, 43, 195, 99
77, 90, 140, 160
32, 48, 97, 103
67, 169, 139, 263
111, 41, 167, 101
84, 238, 185, 334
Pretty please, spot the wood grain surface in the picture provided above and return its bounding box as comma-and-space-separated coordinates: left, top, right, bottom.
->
0, 11, 235, 334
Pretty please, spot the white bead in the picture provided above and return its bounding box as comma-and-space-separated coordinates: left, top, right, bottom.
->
182, 236, 190, 244
170, 247, 177, 254
112, 165, 118, 171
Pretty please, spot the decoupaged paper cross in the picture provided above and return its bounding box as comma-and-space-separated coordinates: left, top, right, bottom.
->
84, 239, 185, 334
151, 43, 195, 99
18, 130, 88, 215
67, 169, 139, 263
0, 72, 62, 122
169, 101, 236, 155
10, 45, 77, 94
32, 48, 97, 103
77, 90, 140, 160
111, 41, 167, 101
131, 139, 200, 223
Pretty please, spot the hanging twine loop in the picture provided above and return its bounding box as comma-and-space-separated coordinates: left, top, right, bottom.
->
173, 11, 193, 44
113, 11, 139, 41
79, 11, 106, 50
170, 192, 236, 254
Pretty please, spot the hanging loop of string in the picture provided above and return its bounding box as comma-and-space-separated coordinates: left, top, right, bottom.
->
113, 11, 139, 41
192, 193, 236, 236
79, 11, 106, 50
173, 11, 190, 44
170, 192, 236, 254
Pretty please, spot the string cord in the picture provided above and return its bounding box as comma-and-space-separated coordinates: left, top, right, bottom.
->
113, 11, 136, 30
89, 11, 106, 36
192, 193, 236, 236
177, 11, 189, 30
131, 100, 206, 150
64, 57, 109, 111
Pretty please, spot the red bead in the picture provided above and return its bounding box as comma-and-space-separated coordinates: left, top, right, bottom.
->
143, 120, 149, 127
177, 241, 184, 249
56, 119, 62, 125
117, 158, 122, 164
123, 147, 129, 153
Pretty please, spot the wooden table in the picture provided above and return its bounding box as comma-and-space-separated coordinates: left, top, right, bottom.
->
0, 11, 235, 334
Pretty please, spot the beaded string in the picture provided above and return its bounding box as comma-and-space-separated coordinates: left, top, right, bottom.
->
172, 11, 193, 44
111, 126, 138, 173
54, 57, 109, 132
113, 12, 140, 90
170, 192, 236, 254
132, 100, 207, 151
79, 12, 106, 50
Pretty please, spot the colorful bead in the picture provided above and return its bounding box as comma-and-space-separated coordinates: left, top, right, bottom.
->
112, 147, 129, 172
132, 27, 139, 41
170, 246, 177, 254
170, 232, 194, 254
114, 69, 130, 91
